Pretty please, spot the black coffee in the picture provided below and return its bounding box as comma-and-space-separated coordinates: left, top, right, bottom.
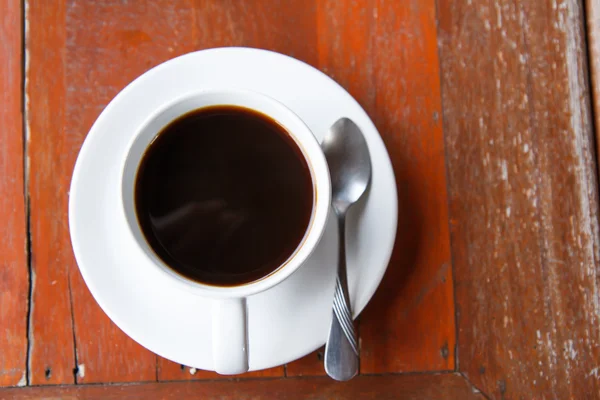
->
135, 105, 313, 286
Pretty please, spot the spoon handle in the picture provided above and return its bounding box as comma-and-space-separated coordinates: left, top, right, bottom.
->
324, 215, 359, 381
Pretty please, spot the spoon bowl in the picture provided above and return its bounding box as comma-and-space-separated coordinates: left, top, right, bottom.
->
321, 118, 372, 213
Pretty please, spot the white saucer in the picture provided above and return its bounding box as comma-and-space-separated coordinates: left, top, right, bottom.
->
69, 48, 397, 371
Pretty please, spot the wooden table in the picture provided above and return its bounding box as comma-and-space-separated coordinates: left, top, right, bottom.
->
2, 0, 600, 398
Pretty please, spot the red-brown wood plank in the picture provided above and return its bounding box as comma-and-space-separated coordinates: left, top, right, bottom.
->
0, 373, 485, 399
358, 0, 455, 373
438, 0, 600, 397
0, 0, 28, 387
26, 0, 76, 385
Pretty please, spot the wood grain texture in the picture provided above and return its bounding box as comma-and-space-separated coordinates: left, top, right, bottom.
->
0, 373, 485, 400
24, 0, 455, 384
357, 0, 455, 373
191, 0, 318, 66
0, 0, 28, 388
26, 0, 76, 385
587, 0, 600, 170
438, 0, 600, 397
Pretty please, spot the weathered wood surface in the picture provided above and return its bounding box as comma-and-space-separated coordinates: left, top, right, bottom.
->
0, 373, 484, 400
0, 0, 28, 387
22, 0, 456, 385
438, 0, 600, 398
4, 0, 599, 397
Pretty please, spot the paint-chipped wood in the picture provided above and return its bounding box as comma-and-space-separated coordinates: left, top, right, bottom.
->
0, 0, 28, 388
438, 0, 600, 397
0, 372, 485, 399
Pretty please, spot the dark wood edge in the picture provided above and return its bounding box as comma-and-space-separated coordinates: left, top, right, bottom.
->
0, 373, 485, 399
587, 0, 600, 165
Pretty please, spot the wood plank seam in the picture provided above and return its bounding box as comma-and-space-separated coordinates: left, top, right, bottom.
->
566, 9, 600, 381
24, 165, 32, 380
433, 0, 462, 375
22, 0, 32, 387
584, 0, 600, 181
154, 365, 461, 382
141, 370, 464, 385
27, 0, 81, 383
67, 278, 79, 383
0, 0, 29, 387
0, 372, 487, 399
459, 372, 490, 400
69, 369, 459, 384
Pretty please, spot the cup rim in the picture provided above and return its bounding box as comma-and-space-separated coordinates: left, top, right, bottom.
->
119, 88, 331, 298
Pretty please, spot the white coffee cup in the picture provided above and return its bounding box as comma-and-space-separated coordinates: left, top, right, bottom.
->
118, 89, 331, 374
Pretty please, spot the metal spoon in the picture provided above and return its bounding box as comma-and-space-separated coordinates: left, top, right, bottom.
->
322, 118, 372, 381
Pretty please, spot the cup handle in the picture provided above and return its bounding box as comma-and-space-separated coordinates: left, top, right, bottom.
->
211, 297, 249, 374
